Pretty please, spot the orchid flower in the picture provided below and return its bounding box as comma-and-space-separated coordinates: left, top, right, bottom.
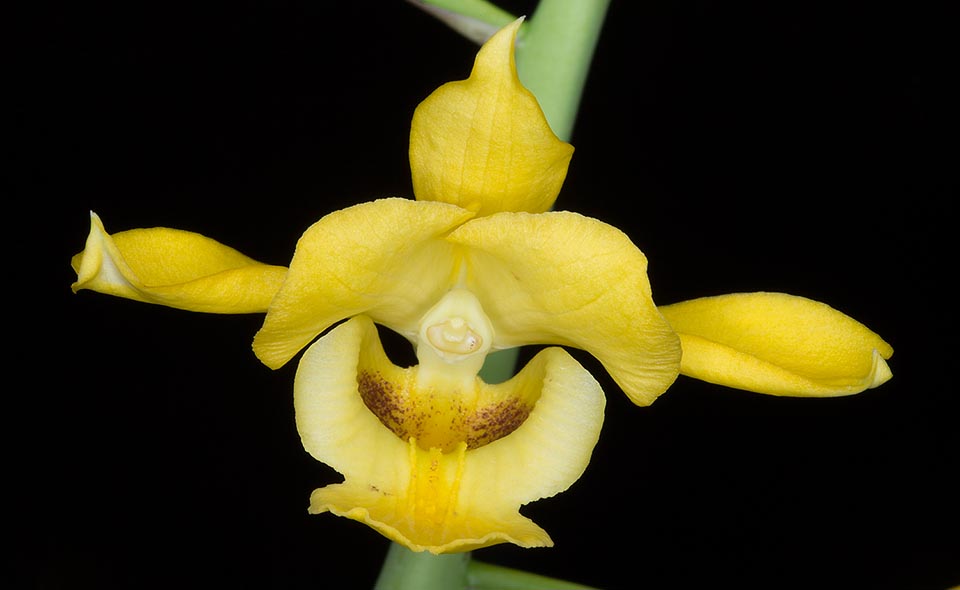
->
71, 18, 892, 556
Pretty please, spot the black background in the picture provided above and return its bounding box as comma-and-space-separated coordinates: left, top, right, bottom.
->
13, 1, 955, 589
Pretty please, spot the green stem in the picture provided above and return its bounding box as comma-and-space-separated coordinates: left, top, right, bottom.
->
468, 560, 603, 589
514, 0, 611, 142
479, 347, 521, 383
373, 543, 470, 590
409, 0, 516, 27
407, 0, 518, 43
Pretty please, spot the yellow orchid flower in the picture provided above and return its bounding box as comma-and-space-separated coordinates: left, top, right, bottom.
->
70, 17, 893, 555
261, 185, 683, 552
71, 20, 680, 553
249, 20, 681, 553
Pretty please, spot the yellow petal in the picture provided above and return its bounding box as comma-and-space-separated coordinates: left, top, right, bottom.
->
294, 317, 408, 491
461, 345, 605, 517
294, 315, 605, 554
409, 18, 574, 216
71, 211, 287, 313
448, 210, 682, 406
658, 292, 894, 396
252, 198, 473, 369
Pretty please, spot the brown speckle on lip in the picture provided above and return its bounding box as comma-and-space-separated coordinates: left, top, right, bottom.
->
464, 399, 531, 449
358, 371, 404, 429
358, 369, 534, 452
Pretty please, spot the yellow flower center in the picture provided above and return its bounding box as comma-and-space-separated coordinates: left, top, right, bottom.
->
415, 288, 495, 391
425, 317, 484, 356
356, 289, 535, 453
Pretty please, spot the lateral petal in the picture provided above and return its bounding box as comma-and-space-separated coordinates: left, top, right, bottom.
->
449, 210, 682, 406
294, 316, 605, 554
658, 292, 894, 396
409, 18, 573, 216
252, 198, 473, 369
71, 212, 286, 313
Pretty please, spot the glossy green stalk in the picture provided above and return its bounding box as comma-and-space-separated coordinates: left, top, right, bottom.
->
514, 0, 611, 142
407, 0, 517, 43
373, 543, 470, 590
467, 560, 602, 589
